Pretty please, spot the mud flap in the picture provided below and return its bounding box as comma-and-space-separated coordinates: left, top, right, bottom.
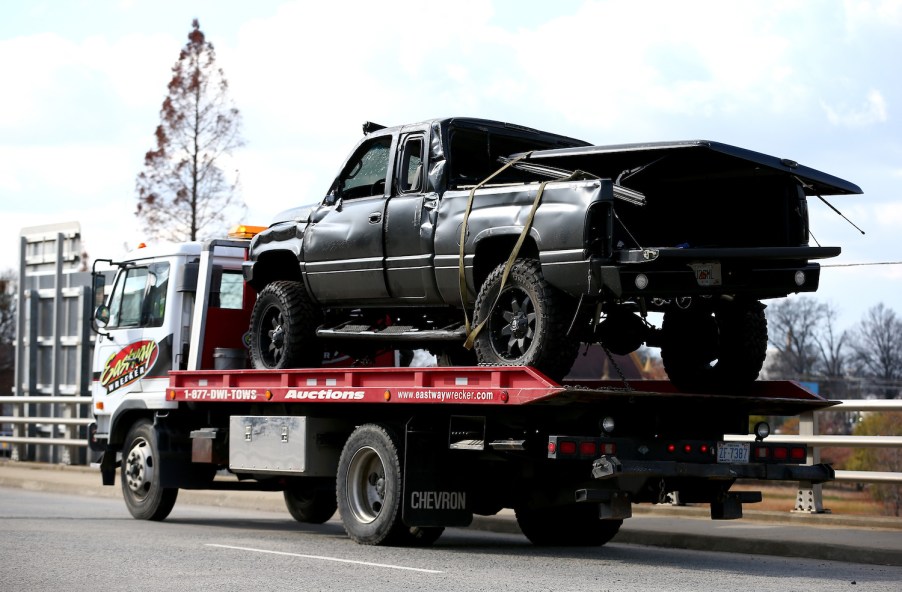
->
402, 418, 472, 528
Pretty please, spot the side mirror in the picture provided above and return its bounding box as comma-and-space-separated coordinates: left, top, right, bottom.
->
94, 305, 111, 329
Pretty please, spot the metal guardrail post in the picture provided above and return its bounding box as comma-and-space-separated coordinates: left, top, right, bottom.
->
793, 408, 829, 513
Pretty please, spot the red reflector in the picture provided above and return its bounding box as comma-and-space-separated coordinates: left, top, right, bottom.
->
548, 441, 556, 455
667, 444, 676, 453
600, 443, 616, 455
683, 444, 692, 453
579, 441, 597, 456
773, 447, 789, 460
700, 444, 709, 453
790, 447, 807, 460
559, 441, 577, 455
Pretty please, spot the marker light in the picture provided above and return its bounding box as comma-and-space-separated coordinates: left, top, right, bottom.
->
754, 421, 771, 441
635, 274, 649, 290
229, 224, 267, 239
602, 416, 616, 433
794, 271, 806, 286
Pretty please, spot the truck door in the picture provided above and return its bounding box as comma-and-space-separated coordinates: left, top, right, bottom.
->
384, 132, 440, 301
93, 261, 175, 399
303, 135, 393, 302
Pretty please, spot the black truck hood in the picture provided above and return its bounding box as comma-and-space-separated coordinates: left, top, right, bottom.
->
510, 140, 862, 196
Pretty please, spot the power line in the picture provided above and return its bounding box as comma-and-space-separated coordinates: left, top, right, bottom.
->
822, 261, 902, 268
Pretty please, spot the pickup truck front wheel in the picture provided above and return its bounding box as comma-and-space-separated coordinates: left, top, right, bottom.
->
250, 281, 323, 369
660, 300, 767, 391
473, 259, 578, 382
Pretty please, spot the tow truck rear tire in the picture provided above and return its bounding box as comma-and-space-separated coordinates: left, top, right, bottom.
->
515, 504, 622, 546
250, 280, 323, 369
336, 424, 444, 546
121, 419, 178, 521
473, 258, 579, 382
284, 482, 338, 524
660, 300, 767, 391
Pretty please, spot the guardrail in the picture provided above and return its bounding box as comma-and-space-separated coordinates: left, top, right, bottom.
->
0, 395, 92, 465
726, 398, 902, 513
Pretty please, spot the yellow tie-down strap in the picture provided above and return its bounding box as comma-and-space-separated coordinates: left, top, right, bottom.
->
458, 158, 597, 349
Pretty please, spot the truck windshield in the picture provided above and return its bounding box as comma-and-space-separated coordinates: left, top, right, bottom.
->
106, 262, 170, 329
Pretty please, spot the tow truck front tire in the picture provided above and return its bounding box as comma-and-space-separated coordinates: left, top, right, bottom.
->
336, 424, 443, 546
121, 420, 178, 521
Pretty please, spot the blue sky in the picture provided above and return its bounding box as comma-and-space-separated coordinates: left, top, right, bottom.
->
2, 0, 900, 333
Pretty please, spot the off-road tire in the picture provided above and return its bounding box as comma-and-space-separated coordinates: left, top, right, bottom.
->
660, 299, 767, 391
284, 482, 338, 524
473, 259, 579, 382
336, 424, 444, 546
121, 419, 178, 521
515, 504, 622, 546
250, 280, 323, 369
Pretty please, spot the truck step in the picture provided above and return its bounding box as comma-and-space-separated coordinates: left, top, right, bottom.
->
317, 322, 467, 342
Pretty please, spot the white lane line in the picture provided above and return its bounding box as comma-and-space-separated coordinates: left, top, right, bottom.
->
206, 544, 444, 574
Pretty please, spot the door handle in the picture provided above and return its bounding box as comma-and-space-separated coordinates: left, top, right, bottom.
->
368, 212, 382, 224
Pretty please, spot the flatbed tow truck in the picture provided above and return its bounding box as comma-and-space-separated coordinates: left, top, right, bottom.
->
88, 233, 835, 546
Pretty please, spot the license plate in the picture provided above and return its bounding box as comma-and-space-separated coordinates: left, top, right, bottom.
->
717, 442, 750, 464
690, 262, 722, 286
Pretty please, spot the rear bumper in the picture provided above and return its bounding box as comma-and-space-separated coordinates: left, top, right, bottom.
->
592, 456, 835, 484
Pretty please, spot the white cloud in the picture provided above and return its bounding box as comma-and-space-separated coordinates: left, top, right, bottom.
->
822, 89, 889, 128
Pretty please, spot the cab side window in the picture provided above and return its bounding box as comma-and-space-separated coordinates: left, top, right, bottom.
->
337, 136, 392, 199
398, 136, 425, 193
106, 262, 170, 329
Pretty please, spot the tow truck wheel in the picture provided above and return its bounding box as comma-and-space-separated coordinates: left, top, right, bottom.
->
473, 258, 579, 382
250, 280, 323, 369
337, 424, 444, 546
515, 504, 622, 546
120, 420, 178, 521
283, 482, 338, 524
661, 299, 767, 391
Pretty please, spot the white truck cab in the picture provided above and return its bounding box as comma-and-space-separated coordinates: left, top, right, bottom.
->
90, 238, 251, 447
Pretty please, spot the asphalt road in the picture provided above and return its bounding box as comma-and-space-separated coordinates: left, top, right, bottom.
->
3, 486, 902, 592
1, 460, 901, 572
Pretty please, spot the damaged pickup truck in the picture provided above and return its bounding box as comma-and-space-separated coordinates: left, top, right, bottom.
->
243, 117, 861, 389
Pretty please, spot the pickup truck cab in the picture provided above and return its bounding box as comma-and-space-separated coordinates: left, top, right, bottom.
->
244, 117, 861, 389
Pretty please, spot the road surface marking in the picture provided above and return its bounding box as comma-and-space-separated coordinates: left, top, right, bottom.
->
207, 543, 444, 573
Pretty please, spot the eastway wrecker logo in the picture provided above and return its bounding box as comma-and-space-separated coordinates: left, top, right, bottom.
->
101, 340, 159, 394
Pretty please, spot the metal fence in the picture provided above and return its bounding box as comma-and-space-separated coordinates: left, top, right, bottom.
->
0, 395, 92, 465
725, 398, 902, 513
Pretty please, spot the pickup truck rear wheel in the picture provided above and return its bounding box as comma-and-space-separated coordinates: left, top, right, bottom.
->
284, 482, 337, 524
515, 504, 622, 546
121, 419, 178, 521
337, 424, 444, 546
661, 300, 767, 391
250, 280, 323, 369
473, 259, 578, 382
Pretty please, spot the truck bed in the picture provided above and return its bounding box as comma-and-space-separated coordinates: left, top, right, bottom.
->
166, 365, 835, 416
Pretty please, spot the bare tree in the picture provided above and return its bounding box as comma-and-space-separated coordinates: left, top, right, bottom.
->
847, 303, 902, 399
136, 18, 246, 242
765, 297, 831, 379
